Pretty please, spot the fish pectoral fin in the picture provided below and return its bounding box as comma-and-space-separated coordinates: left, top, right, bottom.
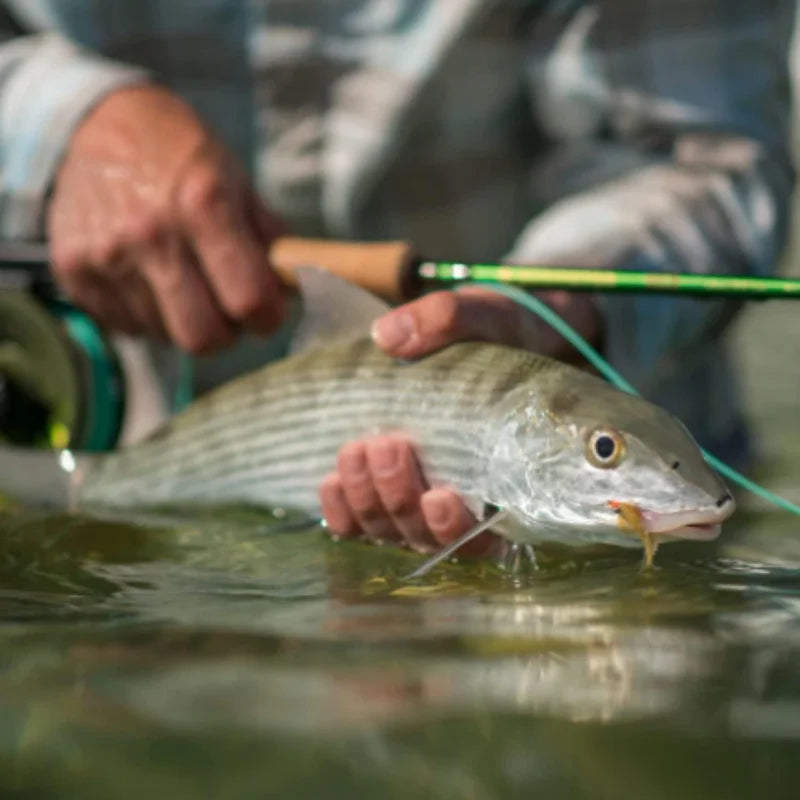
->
403, 508, 508, 580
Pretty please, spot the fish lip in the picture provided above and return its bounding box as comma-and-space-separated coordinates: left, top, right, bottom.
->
638, 502, 735, 540
656, 524, 722, 542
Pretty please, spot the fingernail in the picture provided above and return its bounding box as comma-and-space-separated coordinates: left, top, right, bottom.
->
371, 312, 416, 351
422, 493, 450, 527
370, 440, 398, 476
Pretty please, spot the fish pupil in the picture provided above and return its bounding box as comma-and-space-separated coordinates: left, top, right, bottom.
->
595, 435, 616, 460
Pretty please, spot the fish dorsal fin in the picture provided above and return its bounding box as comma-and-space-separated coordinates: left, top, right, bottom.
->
290, 266, 391, 354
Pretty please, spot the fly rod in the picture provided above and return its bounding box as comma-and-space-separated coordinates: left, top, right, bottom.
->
268, 239, 800, 302
3, 238, 800, 302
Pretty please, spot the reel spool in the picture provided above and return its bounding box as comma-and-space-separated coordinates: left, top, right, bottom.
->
0, 287, 124, 452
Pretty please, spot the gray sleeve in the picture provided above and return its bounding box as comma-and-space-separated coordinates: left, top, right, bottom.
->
0, 17, 148, 240
509, 0, 795, 393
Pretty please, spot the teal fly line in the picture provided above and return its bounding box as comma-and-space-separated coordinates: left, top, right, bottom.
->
474, 281, 800, 517
174, 352, 194, 413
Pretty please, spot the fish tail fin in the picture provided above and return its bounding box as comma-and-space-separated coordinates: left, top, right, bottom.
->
0, 444, 88, 509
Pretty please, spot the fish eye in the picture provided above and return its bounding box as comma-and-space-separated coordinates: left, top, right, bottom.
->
585, 428, 625, 469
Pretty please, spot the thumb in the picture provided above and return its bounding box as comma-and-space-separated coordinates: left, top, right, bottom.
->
370, 288, 541, 359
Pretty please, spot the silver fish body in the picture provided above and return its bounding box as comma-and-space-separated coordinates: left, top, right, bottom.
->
75, 336, 733, 551
0, 269, 734, 554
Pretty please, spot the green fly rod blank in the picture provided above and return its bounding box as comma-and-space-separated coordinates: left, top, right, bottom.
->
418, 261, 800, 300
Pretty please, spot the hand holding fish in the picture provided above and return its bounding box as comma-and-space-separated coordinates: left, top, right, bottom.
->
48, 84, 286, 354
371, 286, 601, 363
320, 435, 497, 556
319, 285, 602, 553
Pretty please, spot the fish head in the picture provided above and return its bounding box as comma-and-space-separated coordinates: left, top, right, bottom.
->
493, 370, 735, 547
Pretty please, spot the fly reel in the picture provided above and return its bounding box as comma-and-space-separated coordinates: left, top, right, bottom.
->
0, 251, 124, 451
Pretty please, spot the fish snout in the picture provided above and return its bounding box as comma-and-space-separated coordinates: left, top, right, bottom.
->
639, 494, 735, 541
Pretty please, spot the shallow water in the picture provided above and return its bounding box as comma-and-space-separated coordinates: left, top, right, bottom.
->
1, 500, 800, 800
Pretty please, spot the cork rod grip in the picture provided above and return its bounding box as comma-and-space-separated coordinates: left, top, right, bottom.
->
268, 237, 418, 303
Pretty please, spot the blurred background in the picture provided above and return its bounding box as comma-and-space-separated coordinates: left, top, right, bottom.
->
729, 7, 800, 508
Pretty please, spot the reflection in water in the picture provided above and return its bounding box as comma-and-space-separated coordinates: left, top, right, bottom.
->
1, 506, 800, 798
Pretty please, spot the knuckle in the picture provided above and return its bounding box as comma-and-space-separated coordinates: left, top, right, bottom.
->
223, 289, 265, 322
337, 441, 368, 476
50, 242, 84, 277
344, 479, 382, 516
178, 165, 226, 222
89, 236, 120, 267
120, 209, 164, 246
393, 438, 416, 461
144, 255, 185, 294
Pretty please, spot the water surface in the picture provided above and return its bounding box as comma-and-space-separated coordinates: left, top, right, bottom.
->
3, 271, 800, 799
1, 501, 800, 799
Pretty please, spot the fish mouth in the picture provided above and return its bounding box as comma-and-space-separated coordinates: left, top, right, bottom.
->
639, 499, 735, 542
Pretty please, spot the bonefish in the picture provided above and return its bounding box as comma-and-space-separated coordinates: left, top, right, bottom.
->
0, 269, 734, 571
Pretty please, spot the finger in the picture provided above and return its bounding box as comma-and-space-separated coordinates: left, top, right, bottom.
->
57, 270, 138, 335
421, 489, 497, 556
337, 441, 403, 546
178, 165, 284, 335
319, 472, 359, 539
140, 236, 236, 354
370, 288, 536, 360
365, 436, 438, 553
113, 265, 168, 341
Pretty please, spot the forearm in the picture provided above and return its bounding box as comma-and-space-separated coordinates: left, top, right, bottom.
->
0, 32, 148, 239
506, 131, 793, 390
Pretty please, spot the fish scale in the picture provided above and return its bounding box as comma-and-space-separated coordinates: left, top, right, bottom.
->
77, 339, 551, 512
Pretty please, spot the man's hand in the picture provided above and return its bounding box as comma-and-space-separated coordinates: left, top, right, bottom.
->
370, 285, 600, 361
320, 286, 601, 553
320, 435, 496, 556
48, 85, 286, 354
